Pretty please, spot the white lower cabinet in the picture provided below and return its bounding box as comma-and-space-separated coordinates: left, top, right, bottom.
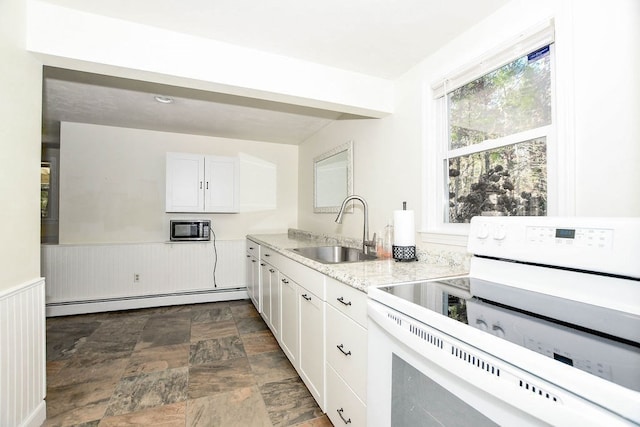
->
327, 365, 367, 427
325, 277, 368, 426
259, 261, 274, 332
245, 241, 260, 313
279, 274, 299, 364
299, 287, 325, 408
245, 238, 373, 418
326, 305, 367, 400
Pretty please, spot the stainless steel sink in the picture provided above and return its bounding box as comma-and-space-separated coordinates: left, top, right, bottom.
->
290, 246, 377, 264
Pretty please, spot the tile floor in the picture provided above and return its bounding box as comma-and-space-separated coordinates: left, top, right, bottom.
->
44, 299, 332, 427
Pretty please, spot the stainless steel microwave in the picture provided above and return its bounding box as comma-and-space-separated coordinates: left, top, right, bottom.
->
170, 220, 210, 241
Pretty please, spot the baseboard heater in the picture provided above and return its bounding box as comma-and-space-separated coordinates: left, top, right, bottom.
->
46, 287, 249, 317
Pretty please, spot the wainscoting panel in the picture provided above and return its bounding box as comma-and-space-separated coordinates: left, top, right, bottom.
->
0, 278, 47, 427
41, 240, 246, 311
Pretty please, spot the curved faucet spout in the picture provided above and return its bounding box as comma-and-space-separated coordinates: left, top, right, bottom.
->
335, 195, 375, 255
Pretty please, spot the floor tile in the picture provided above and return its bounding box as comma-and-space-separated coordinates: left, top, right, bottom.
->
248, 351, 298, 386
46, 320, 102, 361
230, 303, 260, 319
45, 378, 117, 426
188, 357, 255, 399
45, 300, 323, 427
104, 367, 188, 417
135, 312, 191, 350
48, 356, 129, 388
190, 319, 238, 342
236, 316, 269, 335
124, 343, 190, 377
191, 305, 234, 323
260, 377, 324, 427
291, 415, 333, 427
242, 330, 281, 355
189, 335, 246, 365
99, 402, 186, 427
186, 386, 272, 427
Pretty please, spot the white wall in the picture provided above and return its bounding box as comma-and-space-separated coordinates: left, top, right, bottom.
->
298, 0, 640, 248
59, 122, 298, 244
0, 0, 42, 290
0, 1, 47, 426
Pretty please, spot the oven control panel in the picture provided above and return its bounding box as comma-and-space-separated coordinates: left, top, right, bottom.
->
468, 216, 640, 278
525, 225, 613, 249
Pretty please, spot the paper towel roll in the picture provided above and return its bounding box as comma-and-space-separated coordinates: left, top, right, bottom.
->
393, 209, 415, 246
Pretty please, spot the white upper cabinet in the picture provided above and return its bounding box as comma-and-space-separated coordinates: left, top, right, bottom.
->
166, 152, 239, 213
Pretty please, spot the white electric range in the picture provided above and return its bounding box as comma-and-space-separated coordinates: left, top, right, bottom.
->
367, 217, 640, 426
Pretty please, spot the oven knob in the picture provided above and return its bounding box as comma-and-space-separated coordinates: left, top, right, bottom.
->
476, 223, 489, 239
492, 324, 505, 338
492, 225, 507, 240
474, 318, 488, 331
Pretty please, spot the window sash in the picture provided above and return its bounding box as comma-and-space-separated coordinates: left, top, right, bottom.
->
432, 19, 554, 99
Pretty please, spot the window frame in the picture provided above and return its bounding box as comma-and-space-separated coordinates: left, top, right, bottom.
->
422, 21, 563, 245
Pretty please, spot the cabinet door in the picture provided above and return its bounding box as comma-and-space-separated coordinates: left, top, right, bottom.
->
246, 255, 260, 312
260, 261, 272, 326
299, 287, 325, 409
166, 152, 204, 212
280, 275, 299, 366
269, 266, 281, 339
204, 156, 239, 213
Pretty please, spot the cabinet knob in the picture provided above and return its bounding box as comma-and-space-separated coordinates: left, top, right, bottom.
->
260, 263, 266, 266
252, 259, 257, 263
249, 247, 254, 250
281, 278, 289, 284
336, 344, 352, 357
337, 408, 352, 424
301, 294, 312, 301
264, 253, 271, 257
337, 296, 352, 306
269, 268, 275, 273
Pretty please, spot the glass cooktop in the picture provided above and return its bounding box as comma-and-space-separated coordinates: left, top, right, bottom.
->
376, 277, 640, 392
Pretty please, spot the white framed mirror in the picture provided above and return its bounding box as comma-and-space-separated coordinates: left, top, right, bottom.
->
314, 141, 353, 213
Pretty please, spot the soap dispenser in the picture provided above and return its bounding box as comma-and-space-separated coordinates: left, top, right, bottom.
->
381, 221, 394, 259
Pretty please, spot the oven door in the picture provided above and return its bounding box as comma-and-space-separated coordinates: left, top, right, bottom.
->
366, 298, 636, 427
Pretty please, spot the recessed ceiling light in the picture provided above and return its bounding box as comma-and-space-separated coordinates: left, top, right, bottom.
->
154, 95, 174, 104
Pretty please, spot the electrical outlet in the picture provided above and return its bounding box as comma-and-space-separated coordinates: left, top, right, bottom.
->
134, 273, 140, 283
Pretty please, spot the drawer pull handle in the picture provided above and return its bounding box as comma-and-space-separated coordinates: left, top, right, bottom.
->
337, 408, 352, 424
337, 296, 351, 306
281, 278, 289, 284
301, 294, 312, 301
336, 344, 352, 356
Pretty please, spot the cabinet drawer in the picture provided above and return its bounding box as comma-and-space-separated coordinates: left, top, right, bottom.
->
276, 254, 325, 299
246, 240, 260, 258
326, 305, 367, 400
326, 277, 367, 328
260, 247, 280, 264
326, 365, 366, 427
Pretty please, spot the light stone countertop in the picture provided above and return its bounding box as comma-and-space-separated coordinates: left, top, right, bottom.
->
247, 229, 470, 293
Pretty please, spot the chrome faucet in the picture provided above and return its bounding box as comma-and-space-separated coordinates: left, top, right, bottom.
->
335, 195, 376, 255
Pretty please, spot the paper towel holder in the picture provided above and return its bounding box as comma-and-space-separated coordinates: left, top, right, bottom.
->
393, 201, 418, 262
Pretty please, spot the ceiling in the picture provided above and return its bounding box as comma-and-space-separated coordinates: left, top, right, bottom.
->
41, 0, 509, 145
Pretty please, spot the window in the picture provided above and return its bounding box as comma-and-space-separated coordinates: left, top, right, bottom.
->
428, 23, 556, 236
